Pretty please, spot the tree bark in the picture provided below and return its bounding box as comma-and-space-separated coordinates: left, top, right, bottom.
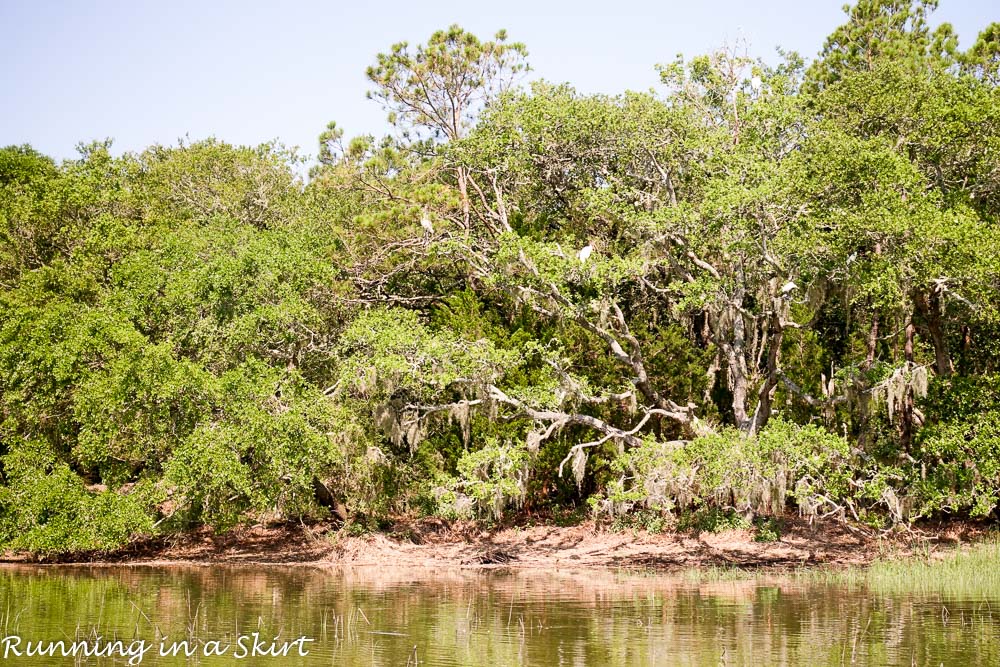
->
900, 320, 916, 453
749, 304, 784, 435
915, 288, 952, 377
457, 165, 471, 233
722, 305, 752, 431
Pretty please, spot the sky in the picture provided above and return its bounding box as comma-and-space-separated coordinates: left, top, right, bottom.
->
2, 0, 995, 166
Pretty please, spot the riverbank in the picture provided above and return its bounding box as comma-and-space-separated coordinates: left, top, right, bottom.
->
5, 535, 999, 667
3, 516, 992, 569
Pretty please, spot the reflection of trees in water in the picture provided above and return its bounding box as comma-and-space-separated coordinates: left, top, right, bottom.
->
1, 566, 999, 666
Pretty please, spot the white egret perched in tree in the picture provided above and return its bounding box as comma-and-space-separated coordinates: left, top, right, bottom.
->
750, 75, 763, 92
781, 281, 798, 296
420, 211, 434, 235
577, 242, 593, 264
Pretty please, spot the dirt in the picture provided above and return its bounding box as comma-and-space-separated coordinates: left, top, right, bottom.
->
3, 516, 989, 570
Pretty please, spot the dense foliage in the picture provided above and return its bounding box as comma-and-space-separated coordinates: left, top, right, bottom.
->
2, 4, 999, 555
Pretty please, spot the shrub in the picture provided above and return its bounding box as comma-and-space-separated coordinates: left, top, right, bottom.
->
911, 411, 1000, 518
450, 440, 530, 520
754, 516, 782, 542
676, 507, 752, 533
593, 419, 854, 522
0, 440, 157, 556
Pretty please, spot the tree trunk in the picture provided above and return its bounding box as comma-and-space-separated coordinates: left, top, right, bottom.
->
865, 312, 879, 369
900, 320, 916, 453
723, 299, 752, 431
857, 242, 883, 449
457, 165, 471, 233
916, 288, 952, 377
959, 324, 972, 375
750, 305, 784, 435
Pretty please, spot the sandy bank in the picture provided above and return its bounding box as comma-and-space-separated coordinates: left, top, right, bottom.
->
4, 516, 987, 570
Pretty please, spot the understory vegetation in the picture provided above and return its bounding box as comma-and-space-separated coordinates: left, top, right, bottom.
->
2, 1, 1000, 555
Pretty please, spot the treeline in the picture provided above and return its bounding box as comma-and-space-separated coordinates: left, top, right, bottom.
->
2, 1, 1000, 555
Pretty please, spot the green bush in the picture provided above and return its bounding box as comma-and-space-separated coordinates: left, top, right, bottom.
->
754, 516, 782, 542
162, 364, 347, 530
912, 411, 1000, 518
610, 508, 670, 533
676, 507, 752, 533
449, 441, 530, 520
593, 419, 854, 522
0, 441, 157, 556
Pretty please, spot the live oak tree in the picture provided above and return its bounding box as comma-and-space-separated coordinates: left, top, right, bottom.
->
3, 0, 1000, 555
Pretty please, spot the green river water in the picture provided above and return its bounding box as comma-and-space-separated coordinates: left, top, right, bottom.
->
1, 564, 998, 666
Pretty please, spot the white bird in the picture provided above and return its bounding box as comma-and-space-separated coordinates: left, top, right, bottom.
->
420, 212, 434, 235
781, 281, 798, 295
750, 76, 763, 92
577, 243, 593, 264
847, 251, 857, 265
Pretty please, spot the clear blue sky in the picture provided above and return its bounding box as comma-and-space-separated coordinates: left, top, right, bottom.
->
2, 0, 995, 165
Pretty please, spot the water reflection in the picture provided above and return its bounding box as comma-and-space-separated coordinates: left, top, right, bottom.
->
0, 565, 998, 666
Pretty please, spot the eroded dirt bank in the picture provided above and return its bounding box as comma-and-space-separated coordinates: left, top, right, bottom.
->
4, 516, 989, 569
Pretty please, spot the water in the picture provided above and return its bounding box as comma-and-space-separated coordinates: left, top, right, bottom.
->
1, 564, 998, 666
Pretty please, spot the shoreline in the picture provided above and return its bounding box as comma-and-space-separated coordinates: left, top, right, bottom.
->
2, 516, 990, 570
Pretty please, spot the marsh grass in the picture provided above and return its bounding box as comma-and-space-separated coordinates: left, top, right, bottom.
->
797, 536, 1000, 598
658, 535, 1000, 599
676, 565, 756, 583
